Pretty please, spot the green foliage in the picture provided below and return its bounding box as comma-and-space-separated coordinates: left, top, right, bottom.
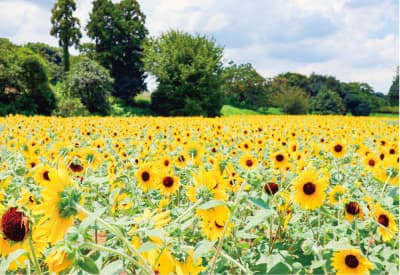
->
86, 0, 148, 101
221, 62, 268, 108
109, 96, 154, 116
144, 30, 224, 117
50, 0, 82, 72
279, 72, 311, 95
0, 39, 56, 115
64, 57, 113, 115
388, 68, 399, 106
309, 73, 345, 97
52, 83, 89, 117
344, 91, 372, 116
272, 87, 310, 114
312, 88, 345, 114
373, 105, 399, 114
25, 42, 64, 84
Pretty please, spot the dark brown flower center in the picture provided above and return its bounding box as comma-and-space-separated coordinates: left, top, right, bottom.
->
43, 171, 50, 181
334, 144, 343, 153
368, 159, 376, 167
346, 202, 360, 215
141, 171, 150, 182
378, 214, 389, 227
303, 182, 316, 195
389, 149, 395, 155
178, 155, 185, 162
264, 182, 279, 195
345, 255, 359, 268
246, 159, 254, 167
163, 160, 170, 167
1, 208, 28, 242
276, 154, 284, 162
162, 176, 174, 188
69, 163, 84, 173
214, 221, 224, 228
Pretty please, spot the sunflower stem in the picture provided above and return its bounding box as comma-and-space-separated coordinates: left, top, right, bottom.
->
28, 229, 42, 275
218, 249, 250, 274
82, 242, 141, 267
76, 204, 154, 275
209, 177, 247, 275
172, 198, 203, 225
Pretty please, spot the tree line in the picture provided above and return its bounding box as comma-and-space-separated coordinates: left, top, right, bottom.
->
0, 0, 398, 117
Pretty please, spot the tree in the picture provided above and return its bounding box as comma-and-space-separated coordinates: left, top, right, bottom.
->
344, 92, 372, 116
309, 73, 345, 97
64, 57, 113, 115
272, 87, 310, 114
312, 88, 345, 114
86, 0, 148, 102
0, 39, 56, 115
50, 0, 82, 72
388, 68, 399, 106
144, 30, 224, 116
25, 42, 64, 84
221, 62, 268, 108
279, 72, 311, 95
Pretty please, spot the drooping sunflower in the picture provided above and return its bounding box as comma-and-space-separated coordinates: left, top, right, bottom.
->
331, 248, 374, 275
292, 168, 328, 210
264, 181, 279, 195
374, 203, 397, 242
35, 167, 82, 244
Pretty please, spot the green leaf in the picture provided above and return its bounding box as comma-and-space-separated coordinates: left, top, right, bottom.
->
0, 171, 11, 180
325, 240, 353, 251
77, 256, 100, 274
197, 200, 225, 210
101, 260, 124, 274
0, 249, 27, 274
193, 240, 216, 261
79, 207, 106, 231
137, 242, 159, 253
244, 209, 273, 231
146, 229, 166, 240
265, 253, 283, 273
248, 197, 269, 209
237, 231, 258, 239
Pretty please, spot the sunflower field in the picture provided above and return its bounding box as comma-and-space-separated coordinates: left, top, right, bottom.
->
0, 115, 398, 274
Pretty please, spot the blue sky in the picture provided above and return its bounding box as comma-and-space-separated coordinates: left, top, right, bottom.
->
0, 0, 398, 93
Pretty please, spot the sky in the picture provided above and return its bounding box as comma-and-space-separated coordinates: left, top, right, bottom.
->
0, 0, 398, 93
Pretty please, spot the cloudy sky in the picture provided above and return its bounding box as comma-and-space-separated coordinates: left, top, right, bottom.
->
0, 0, 398, 93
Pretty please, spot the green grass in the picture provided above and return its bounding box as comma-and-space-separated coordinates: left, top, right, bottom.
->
370, 113, 399, 118
221, 105, 262, 116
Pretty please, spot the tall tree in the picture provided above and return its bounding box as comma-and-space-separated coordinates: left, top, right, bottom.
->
143, 30, 224, 116
50, 0, 82, 72
86, 0, 148, 102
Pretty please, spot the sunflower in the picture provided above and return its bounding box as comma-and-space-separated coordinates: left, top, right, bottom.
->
188, 169, 227, 202
35, 167, 82, 244
34, 165, 57, 185
328, 185, 346, 205
331, 248, 374, 275
292, 168, 328, 210
176, 250, 205, 275
264, 182, 279, 195
45, 248, 73, 274
184, 142, 204, 166
271, 150, 289, 169
239, 154, 257, 170
374, 203, 397, 242
136, 163, 156, 192
344, 201, 364, 222
175, 152, 189, 168
198, 205, 231, 240
330, 141, 346, 158
157, 170, 180, 197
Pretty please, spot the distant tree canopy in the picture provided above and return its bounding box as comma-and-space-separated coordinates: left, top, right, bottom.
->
221, 62, 268, 108
86, 0, 148, 102
144, 30, 224, 117
50, 0, 82, 72
312, 88, 346, 114
64, 57, 113, 115
0, 39, 56, 115
388, 68, 399, 106
25, 42, 64, 84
